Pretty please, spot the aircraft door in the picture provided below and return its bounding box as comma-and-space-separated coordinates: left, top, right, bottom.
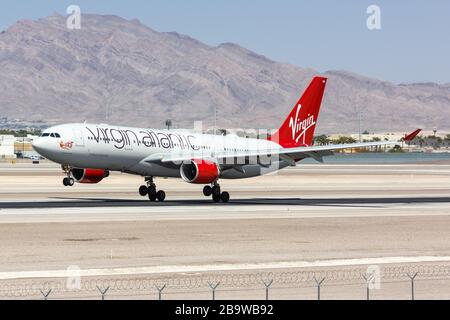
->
73, 128, 85, 147
125, 132, 133, 151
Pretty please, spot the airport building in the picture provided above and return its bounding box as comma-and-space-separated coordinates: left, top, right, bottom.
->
14, 134, 37, 153
0, 135, 16, 159
14, 134, 40, 159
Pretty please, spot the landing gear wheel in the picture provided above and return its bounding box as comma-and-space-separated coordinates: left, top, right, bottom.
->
156, 190, 166, 202
148, 185, 156, 195
148, 190, 157, 202
212, 193, 221, 203
63, 177, 75, 186
212, 186, 221, 196
142, 177, 165, 202
203, 185, 212, 197
139, 185, 148, 196
220, 191, 230, 203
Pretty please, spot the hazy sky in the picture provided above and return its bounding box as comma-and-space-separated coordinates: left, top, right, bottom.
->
1, 0, 449, 84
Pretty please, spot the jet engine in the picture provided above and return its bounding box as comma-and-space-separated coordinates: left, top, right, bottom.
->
180, 159, 219, 184
72, 168, 109, 184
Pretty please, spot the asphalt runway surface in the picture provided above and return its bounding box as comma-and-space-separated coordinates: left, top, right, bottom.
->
1, 161, 450, 299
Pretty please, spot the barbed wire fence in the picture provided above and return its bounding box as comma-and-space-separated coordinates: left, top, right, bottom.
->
1, 264, 449, 300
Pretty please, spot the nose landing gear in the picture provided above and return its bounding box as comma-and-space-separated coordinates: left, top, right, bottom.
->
203, 183, 230, 203
62, 165, 74, 186
139, 177, 166, 202
62, 176, 74, 186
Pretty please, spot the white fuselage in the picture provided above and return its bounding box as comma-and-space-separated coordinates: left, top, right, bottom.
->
32, 123, 289, 179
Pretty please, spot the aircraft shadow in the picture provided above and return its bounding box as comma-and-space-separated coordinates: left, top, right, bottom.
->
0, 196, 449, 209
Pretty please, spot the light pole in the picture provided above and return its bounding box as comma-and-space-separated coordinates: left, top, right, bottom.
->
358, 105, 363, 142
214, 105, 217, 135
165, 119, 172, 130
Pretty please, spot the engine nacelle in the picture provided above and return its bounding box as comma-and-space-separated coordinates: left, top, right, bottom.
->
180, 159, 219, 184
72, 168, 109, 184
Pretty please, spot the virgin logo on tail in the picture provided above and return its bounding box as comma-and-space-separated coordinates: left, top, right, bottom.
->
267, 76, 325, 148
288, 104, 316, 146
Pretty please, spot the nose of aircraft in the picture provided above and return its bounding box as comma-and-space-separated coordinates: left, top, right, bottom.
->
32, 137, 51, 157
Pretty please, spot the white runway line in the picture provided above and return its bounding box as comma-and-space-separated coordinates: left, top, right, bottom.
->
1, 256, 450, 280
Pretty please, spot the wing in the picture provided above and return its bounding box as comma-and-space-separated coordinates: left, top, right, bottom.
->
158, 140, 399, 165
144, 129, 421, 166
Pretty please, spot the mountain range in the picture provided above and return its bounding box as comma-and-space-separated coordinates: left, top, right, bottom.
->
0, 13, 449, 134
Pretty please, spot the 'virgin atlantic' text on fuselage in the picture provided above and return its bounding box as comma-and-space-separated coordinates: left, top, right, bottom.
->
86, 127, 200, 151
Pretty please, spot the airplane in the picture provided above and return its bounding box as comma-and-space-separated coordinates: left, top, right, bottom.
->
32, 77, 421, 203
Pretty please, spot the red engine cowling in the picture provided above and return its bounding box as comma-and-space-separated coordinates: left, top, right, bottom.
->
72, 168, 109, 184
180, 159, 219, 184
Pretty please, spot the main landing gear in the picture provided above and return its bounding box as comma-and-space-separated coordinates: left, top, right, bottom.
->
203, 182, 230, 203
62, 165, 74, 186
139, 177, 166, 202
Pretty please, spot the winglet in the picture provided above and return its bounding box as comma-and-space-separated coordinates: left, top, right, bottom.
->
403, 129, 422, 142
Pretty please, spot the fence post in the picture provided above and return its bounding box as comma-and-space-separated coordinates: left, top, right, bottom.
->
407, 272, 418, 300
314, 277, 325, 300
155, 284, 167, 300
207, 281, 220, 301
39, 289, 52, 300
97, 286, 110, 300
262, 279, 274, 300
362, 273, 375, 300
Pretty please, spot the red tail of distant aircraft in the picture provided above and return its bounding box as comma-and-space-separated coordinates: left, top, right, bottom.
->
403, 129, 422, 142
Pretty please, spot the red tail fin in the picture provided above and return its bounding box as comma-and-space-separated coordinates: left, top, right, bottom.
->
269, 76, 327, 148
403, 129, 421, 142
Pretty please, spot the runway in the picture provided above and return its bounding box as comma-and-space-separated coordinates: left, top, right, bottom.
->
2, 256, 450, 280
1, 161, 450, 299
1, 162, 450, 222
1, 197, 450, 225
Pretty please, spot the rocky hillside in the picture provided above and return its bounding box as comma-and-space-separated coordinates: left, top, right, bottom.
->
0, 14, 449, 133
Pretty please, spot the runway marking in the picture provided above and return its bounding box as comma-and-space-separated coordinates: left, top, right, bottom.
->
0, 198, 450, 224
1, 256, 450, 280
1, 202, 450, 223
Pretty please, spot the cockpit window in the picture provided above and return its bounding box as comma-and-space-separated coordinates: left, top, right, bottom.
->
41, 132, 61, 138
